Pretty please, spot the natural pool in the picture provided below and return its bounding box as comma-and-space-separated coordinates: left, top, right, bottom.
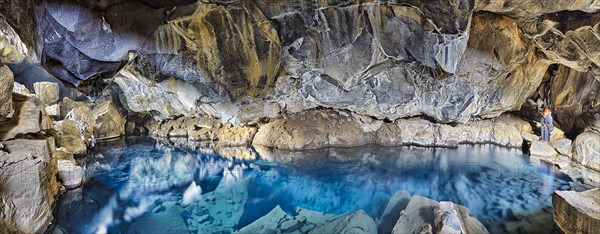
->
53, 137, 576, 234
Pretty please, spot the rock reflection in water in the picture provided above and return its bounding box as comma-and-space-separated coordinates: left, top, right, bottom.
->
55, 137, 573, 233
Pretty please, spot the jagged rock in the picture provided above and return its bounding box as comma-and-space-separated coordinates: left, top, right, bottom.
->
550, 65, 600, 133
0, 13, 36, 62
236, 205, 292, 233
57, 160, 83, 189
12, 82, 31, 96
434, 201, 489, 234
572, 131, 600, 171
215, 124, 257, 147
0, 34, 25, 64
476, 0, 600, 17
553, 188, 600, 234
33, 82, 60, 105
128, 206, 187, 234
254, 109, 525, 150
45, 104, 60, 118
310, 210, 377, 234
392, 195, 438, 234
0, 139, 59, 233
54, 120, 86, 155
529, 140, 558, 158
91, 101, 125, 139
0, 65, 13, 119
54, 147, 75, 163
553, 138, 573, 156
65, 106, 96, 144
60, 97, 88, 119
378, 190, 412, 234
0, 94, 49, 140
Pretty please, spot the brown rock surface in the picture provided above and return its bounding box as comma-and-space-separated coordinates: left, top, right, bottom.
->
92, 101, 126, 139
553, 188, 600, 234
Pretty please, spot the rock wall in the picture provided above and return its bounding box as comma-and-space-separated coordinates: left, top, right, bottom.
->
8, 0, 591, 129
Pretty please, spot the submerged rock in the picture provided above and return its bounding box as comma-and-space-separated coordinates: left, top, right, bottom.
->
128, 206, 187, 234
572, 131, 600, 171
553, 188, 600, 234
91, 101, 125, 139
0, 139, 59, 233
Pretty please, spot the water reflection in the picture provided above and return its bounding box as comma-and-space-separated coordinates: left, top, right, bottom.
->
55, 137, 574, 233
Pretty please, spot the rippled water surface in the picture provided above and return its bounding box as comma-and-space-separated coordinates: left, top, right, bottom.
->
55, 137, 575, 233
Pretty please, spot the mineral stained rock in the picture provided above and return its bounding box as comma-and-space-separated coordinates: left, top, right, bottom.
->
0, 65, 13, 119
0, 94, 51, 141
553, 188, 600, 234
28, 0, 599, 128
54, 120, 87, 155
91, 101, 126, 139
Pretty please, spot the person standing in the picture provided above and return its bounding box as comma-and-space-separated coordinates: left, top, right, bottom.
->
540, 108, 553, 141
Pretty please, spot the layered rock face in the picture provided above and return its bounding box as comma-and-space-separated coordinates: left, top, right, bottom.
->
26, 0, 598, 128
0, 139, 60, 233
553, 188, 600, 234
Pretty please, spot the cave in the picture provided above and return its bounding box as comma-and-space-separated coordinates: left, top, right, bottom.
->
0, 0, 599, 233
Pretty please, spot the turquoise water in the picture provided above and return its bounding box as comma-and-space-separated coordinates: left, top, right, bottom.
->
54, 137, 573, 233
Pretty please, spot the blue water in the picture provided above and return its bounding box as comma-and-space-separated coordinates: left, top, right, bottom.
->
54, 137, 575, 234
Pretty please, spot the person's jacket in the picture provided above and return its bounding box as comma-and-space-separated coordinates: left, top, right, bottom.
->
541, 114, 554, 132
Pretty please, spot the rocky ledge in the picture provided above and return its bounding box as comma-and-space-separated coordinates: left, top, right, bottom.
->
553, 188, 600, 234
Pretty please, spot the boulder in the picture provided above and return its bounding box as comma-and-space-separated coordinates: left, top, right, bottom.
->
57, 160, 83, 189
236, 205, 292, 233
0, 65, 13, 119
310, 210, 377, 234
553, 188, 600, 234
54, 120, 86, 155
553, 138, 572, 156
0, 139, 60, 233
378, 190, 412, 234
529, 140, 558, 158
33, 82, 60, 105
60, 97, 88, 119
0, 94, 48, 140
434, 201, 489, 234
572, 131, 600, 171
521, 132, 539, 143
45, 104, 60, 118
392, 195, 438, 234
91, 101, 125, 139
65, 106, 96, 144
12, 82, 32, 96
